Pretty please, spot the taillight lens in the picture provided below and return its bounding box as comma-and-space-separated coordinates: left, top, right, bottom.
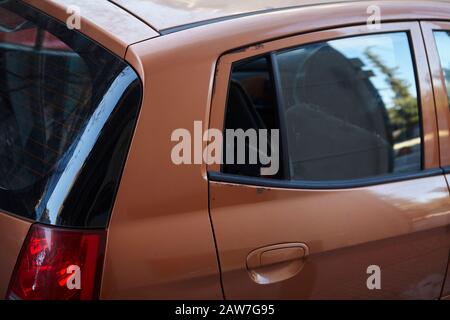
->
7, 224, 106, 300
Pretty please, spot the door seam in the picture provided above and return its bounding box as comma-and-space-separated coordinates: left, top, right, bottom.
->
207, 180, 227, 300
418, 21, 443, 169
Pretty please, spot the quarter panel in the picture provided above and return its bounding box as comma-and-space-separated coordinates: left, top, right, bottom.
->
0, 212, 31, 298
100, 34, 222, 299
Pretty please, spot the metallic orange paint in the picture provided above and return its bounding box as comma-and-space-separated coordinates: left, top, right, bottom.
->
0, 0, 449, 300
23, 0, 159, 57
0, 212, 32, 298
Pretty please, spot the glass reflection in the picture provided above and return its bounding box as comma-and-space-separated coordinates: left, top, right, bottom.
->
0, 2, 142, 227
434, 31, 450, 108
276, 32, 422, 181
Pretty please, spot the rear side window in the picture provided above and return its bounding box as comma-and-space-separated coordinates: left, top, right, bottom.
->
0, 1, 142, 227
434, 31, 450, 107
223, 32, 422, 183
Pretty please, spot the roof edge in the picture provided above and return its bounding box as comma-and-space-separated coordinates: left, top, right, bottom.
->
23, 0, 159, 57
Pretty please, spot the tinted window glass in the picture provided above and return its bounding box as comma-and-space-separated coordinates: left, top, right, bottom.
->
223, 56, 283, 178
0, 1, 142, 226
434, 31, 450, 107
276, 33, 422, 181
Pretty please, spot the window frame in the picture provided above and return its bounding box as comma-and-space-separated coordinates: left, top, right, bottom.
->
421, 21, 450, 171
208, 22, 441, 189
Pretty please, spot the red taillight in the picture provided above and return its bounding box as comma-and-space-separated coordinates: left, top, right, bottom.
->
6, 224, 106, 300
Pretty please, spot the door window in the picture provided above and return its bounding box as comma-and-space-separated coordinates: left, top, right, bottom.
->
223, 32, 423, 183
434, 31, 450, 108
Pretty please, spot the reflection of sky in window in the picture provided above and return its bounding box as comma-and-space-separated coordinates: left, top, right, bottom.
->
329, 33, 417, 110
434, 31, 450, 96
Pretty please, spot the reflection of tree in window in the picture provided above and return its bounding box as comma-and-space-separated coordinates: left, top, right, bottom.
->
364, 48, 420, 145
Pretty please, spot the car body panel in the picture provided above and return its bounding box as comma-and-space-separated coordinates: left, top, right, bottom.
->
0, 0, 450, 300
420, 21, 450, 300
23, 0, 159, 57
207, 20, 450, 299
209, 180, 450, 299
444, 176, 450, 299
102, 1, 450, 300
0, 212, 31, 298
109, 0, 450, 32
100, 32, 223, 299
109, 0, 358, 32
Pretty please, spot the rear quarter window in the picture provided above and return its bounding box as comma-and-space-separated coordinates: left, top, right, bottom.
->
0, 1, 142, 227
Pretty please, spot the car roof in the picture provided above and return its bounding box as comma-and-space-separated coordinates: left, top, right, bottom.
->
109, 0, 362, 33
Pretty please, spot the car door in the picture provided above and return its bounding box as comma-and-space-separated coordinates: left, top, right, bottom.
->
421, 21, 450, 299
207, 22, 450, 299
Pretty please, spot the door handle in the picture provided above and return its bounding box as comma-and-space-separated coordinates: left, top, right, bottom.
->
246, 243, 309, 285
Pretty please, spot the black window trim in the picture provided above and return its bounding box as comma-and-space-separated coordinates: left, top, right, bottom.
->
216, 29, 439, 190
209, 168, 444, 190
270, 52, 291, 180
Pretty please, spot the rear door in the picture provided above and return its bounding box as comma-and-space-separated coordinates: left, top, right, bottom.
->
421, 21, 450, 299
208, 22, 450, 299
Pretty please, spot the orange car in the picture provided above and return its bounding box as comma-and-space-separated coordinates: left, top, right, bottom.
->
0, 0, 450, 300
